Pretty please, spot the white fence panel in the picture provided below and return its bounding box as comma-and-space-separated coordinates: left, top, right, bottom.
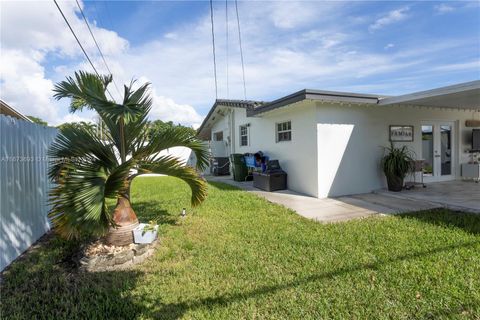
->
0, 115, 58, 271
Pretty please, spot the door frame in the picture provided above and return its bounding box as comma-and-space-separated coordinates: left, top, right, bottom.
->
420, 120, 457, 183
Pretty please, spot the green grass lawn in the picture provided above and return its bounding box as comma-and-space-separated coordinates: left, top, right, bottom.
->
1, 176, 479, 319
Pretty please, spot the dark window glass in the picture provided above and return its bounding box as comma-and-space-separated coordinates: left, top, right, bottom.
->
240, 125, 248, 146
276, 121, 291, 142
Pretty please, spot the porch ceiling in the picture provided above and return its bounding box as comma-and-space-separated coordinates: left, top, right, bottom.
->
379, 80, 480, 110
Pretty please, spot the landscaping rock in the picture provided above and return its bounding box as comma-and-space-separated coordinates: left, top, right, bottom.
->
78, 239, 158, 272
115, 250, 134, 265
133, 244, 149, 256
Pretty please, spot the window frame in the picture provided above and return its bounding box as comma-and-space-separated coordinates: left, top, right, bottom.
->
276, 120, 292, 143
239, 124, 249, 147
213, 131, 223, 141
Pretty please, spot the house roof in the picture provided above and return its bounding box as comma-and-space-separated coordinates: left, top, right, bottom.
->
0, 99, 32, 122
248, 89, 384, 116
196, 90, 383, 139
197, 80, 480, 139
196, 99, 265, 139
378, 80, 480, 110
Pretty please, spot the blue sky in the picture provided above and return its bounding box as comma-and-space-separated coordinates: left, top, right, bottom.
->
1, 1, 479, 127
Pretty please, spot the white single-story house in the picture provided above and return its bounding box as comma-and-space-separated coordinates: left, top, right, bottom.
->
197, 81, 480, 198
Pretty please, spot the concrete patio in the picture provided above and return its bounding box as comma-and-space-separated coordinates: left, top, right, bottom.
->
206, 176, 470, 222
375, 180, 479, 213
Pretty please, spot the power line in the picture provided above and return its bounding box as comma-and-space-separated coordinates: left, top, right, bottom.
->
225, 0, 229, 98
52, 0, 115, 101
75, 0, 122, 98
209, 0, 218, 99
234, 0, 247, 100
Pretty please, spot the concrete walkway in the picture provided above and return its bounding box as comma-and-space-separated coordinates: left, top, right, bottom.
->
207, 176, 440, 222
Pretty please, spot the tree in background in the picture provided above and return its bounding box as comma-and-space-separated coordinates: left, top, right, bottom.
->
57, 121, 97, 133
147, 120, 197, 140
48, 71, 209, 245
27, 115, 48, 126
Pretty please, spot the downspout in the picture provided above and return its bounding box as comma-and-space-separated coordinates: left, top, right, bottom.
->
230, 108, 235, 155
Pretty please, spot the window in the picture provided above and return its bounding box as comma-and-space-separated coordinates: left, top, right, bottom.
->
213, 131, 223, 141
239, 124, 249, 146
276, 121, 291, 142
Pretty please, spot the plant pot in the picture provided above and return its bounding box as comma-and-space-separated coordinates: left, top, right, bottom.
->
132, 223, 158, 244
386, 175, 404, 192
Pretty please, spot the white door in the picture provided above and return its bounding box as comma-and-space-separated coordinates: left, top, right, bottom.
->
421, 121, 455, 183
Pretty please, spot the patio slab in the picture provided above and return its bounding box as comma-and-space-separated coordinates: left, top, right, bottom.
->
375, 180, 480, 213
207, 176, 441, 222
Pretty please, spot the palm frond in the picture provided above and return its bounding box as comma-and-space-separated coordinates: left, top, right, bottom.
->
138, 156, 208, 207
48, 125, 118, 181
53, 71, 152, 160
48, 126, 137, 238
48, 161, 111, 239
134, 126, 210, 171
53, 71, 113, 113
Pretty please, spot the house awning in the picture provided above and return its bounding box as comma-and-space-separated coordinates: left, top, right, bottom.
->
379, 80, 480, 110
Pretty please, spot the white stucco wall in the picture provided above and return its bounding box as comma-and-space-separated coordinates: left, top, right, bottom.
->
209, 111, 231, 157
205, 100, 475, 198
316, 102, 474, 197
232, 102, 318, 197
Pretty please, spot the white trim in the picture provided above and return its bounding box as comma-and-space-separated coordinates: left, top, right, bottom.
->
276, 120, 292, 143
421, 120, 457, 183
239, 123, 249, 147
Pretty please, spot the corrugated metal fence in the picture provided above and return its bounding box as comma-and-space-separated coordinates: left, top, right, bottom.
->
0, 115, 58, 271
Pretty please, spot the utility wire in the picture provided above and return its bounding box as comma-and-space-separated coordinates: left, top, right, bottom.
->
234, 0, 247, 100
52, 0, 115, 101
75, 0, 122, 97
225, 0, 229, 98
209, 0, 218, 99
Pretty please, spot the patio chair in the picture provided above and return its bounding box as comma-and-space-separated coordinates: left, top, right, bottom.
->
405, 159, 426, 190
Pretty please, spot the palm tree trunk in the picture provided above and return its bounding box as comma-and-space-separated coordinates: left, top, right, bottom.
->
106, 196, 139, 245
119, 117, 126, 163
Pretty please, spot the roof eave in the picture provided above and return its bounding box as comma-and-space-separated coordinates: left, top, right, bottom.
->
0, 99, 32, 122
249, 89, 381, 116
379, 80, 480, 107
196, 99, 261, 140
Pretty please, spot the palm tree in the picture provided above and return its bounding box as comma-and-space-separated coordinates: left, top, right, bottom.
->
48, 71, 209, 245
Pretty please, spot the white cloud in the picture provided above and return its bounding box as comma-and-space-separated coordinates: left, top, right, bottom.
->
107, 2, 427, 112
164, 33, 178, 40
1, 0, 478, 130
265, 2, 326, 29
0, 1, 127, 57
434, 4, 455, 14
0, 1, 128, 124
369, 7, 410, 32
384, 43, 395, 50
430, 60, 480, 72
149, 93, 203, 128
0, 49, 56, 120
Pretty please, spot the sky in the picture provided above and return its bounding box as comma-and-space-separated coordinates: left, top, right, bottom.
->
1, 0, 479, 128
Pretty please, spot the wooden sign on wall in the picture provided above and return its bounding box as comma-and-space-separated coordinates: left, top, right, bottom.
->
389, 125, 414, 142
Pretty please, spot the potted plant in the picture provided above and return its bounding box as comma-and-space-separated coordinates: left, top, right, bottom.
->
133, 221, 158, 244
381, 143, 414, 192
